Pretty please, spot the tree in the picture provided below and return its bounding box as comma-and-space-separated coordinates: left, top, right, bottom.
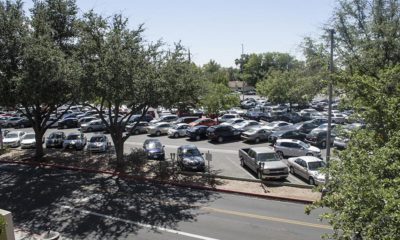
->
201, 83, 240, 118
0, 0, 79, 160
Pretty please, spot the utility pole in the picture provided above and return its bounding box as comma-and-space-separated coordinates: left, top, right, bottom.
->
241, 44, 245, 101
188, 48, 191, 63
325, 29, 335, 185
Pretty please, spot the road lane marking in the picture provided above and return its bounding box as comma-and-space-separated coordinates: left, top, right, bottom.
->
202, 207, 332, 230
58, 205, 219, 240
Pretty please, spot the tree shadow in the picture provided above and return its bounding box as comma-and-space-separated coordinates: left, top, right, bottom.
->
0, 164, 220, 239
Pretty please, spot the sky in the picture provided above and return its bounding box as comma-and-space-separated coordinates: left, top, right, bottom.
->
24, 0, 337, 67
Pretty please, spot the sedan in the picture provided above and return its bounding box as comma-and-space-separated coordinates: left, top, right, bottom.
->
177, 145, 205, 171
146, 122, 172, 136
241, 127, 272, 143
63, 133, 87, 150
87, 134, 110, 153
189, 118, 216, 127
81, 120, 106, 132
143, 139, 165, 160
3, 131, 26, 147
20, 132, 43, 149
45, 131, 66, 148
168, 123, 190, 138
287, 156, 326, 185
232, 120, 261, 132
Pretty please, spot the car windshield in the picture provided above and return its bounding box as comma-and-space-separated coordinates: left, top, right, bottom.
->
299, 141, 310, 148
182, 148, 201, 156
235, 122, 247, 127
48, 133, 62, 139
146, 142, 162, 149
308, 161, 326, 170
67, 135, 81, 140
5, 133, 18, 138
90, 136, 104, 142
23, 134, 35, 139
258, 152, 279, 162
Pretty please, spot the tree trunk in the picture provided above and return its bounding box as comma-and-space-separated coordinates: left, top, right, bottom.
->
111, 127, 125, 171
35, 132, 44, 161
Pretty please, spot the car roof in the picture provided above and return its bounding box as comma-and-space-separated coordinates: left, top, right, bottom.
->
249, 147, 275, 153
276, 139, 302, 143
293, 156, 323, 163
179, 144, 198, 149
7, 131, 24, 135
67, 132, 81, 136
176, 123, 189, 126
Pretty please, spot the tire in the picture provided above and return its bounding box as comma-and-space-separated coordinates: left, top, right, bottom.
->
276, 151, 284, 159
195, 135, 201, 141
134, 129, 140, 135
320, 141, 326, 149
174, 133, 179, 138
257, 170, 263, 180
309, 177, 315, 186
255, 137, 260, 144
217, 136, 223, 143
289, 166, 294, 174
156, 131, 161, 136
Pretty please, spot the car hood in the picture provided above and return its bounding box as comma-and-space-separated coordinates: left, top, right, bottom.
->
147, 148, 163, 153
64, 139, 84, 144
21, 139, 36, 144
308, 146, 321, 153
182, 155, 204, 163
4, 137, 20, 142
260, 160, 287, 170
88, 142, 105, 146
309, 170, 325, 180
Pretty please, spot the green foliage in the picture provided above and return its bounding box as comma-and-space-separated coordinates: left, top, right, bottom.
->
201, 83, 240, 116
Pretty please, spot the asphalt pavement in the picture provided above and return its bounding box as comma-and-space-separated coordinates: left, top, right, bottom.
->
0, 164, 331, 240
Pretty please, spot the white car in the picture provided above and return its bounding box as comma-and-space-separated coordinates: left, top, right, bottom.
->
217, 114, 241, 123
20, 132, 42, 149
233, 120, 261, 132
287, 156, 326, 185
262, 121, 292, 131
220, 118, 245, 126
168, 123, 190, 138
3, 131, 26, 147
87, 134, 110, 153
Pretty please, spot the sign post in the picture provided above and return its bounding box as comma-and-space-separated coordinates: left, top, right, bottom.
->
205, 151, 212, 174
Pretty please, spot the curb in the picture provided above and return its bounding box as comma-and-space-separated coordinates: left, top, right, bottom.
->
0, 159, 315, 204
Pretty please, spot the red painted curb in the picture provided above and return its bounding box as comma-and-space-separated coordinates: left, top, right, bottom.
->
0, 159, 314, 204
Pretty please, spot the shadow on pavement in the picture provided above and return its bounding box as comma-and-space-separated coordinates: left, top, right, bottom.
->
0, 164, 220, 239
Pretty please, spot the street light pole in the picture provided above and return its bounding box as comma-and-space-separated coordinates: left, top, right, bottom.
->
241, 44, 245, 101
325, 29, 335, 184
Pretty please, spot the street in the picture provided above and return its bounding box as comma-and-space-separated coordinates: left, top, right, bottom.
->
13, 126, 328, 185
0, 164, 331, 239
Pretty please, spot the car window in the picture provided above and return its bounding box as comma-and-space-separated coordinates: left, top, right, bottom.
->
182, 147, 201, 156
6, 133, 18, 138
258, 152, 279, 162
308, 161, 326, 170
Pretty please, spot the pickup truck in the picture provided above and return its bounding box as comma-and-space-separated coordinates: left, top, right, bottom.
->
239, 147, 289, 179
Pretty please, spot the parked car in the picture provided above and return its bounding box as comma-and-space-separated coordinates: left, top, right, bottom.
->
186, 125, 209, 141
287, 156, 326, 185
308, 118, 328, 126
2, 117, 23, 128
58, 118, 78, 129
289, 121, 319, 134
279, 112, 303, 123
14, 118, 32, 129
206, 125, 241, 143
217, 114, 241, 123
127, 114, 154, 123
3, 131, 25, 147
143, 139, 165, 160
150, 115, 178, 124
241, 100, 256, 109
268, 129, 307, 144
168, 123, 190, 138
78, 117, 97, 127
233, 120, 261, 132
126, 121, 150, 135
244, 110, 266, 121
45, 131, 66, 148
305, 129, 336, 148
262, 121, 292, 132
87, 134, 110, 153
239, 147, 289, 179
274, 139, 321, 158
220, 118, 245, 126
189, 118, 216, 127
241, 127, 272, 143
21, 132, 42, 149
330, 113, 346, 124
81, 120, 106, 132
0, 116, 10, 126
146, 122, 172, 136
177, 145, 205, 171
173, 116, 199, 125
333, 123, 364, 149
63, 133, 87, 150
45, 116, 59, 128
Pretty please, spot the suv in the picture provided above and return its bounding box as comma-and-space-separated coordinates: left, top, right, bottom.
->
274, 139, 321, 158
305, 129, 335, 148
206, 125, 241, 143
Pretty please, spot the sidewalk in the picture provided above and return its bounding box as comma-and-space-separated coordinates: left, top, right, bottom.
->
0, 149, 321, 204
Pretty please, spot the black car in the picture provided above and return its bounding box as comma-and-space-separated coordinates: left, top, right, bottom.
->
177, 145, 205, 171
290, 121, 319, 134
186, 125, 209, 141
305, 129, 336, 148
244, 111, 265, 121
143, 139, 165, 160
206, 125, 241, 143
279, 112, 303, 123
174, 116, 200, 124
45, 131, 66, 148
268, 129, 307, 144
58, 118, 78, 129
260, 111, 286, 122
14, 118, 32, 128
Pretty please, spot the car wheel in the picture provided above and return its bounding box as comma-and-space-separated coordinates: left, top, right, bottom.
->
320, 141, 327, 149
255, 138, 260, 144
309, 177, 315, 186
156, 131, 161, 136
217, 136, 224, 143
276, 151, 284, 159
289, 166, 294, 174
174, 133, 179, 138
134, 129, 140, 135
257, 170, 263, 180
195, 135, 201, 141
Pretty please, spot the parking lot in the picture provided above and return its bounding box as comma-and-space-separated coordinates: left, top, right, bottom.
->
7, 125, 328, 186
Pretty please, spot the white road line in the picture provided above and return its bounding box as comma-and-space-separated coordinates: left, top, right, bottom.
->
125, 141, 237, 154
58, 205, 219, 240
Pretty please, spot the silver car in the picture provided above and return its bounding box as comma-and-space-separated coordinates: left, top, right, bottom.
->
220, 118, 245, 126
87, 134, 110, 153
20, 132, 41, 149
63, 133, 87, 150
233, 120, 261, 132
241, 127, 271, 143
274, 139, 321, 158
126, 121, 150, 135
168, 123, 190, 138
287, 156, 326, 185
147, 122, 172, 136
3, 131, 26, 147
81, 120, 106, 132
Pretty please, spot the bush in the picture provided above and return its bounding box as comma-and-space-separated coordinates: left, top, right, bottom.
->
124, 148, 148, 172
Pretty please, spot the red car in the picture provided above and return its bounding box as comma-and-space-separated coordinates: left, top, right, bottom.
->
189, 118, 217, 127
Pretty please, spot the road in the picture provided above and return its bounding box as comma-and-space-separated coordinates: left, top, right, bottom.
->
12, 126, 327, 185
0, 164, 331, 239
